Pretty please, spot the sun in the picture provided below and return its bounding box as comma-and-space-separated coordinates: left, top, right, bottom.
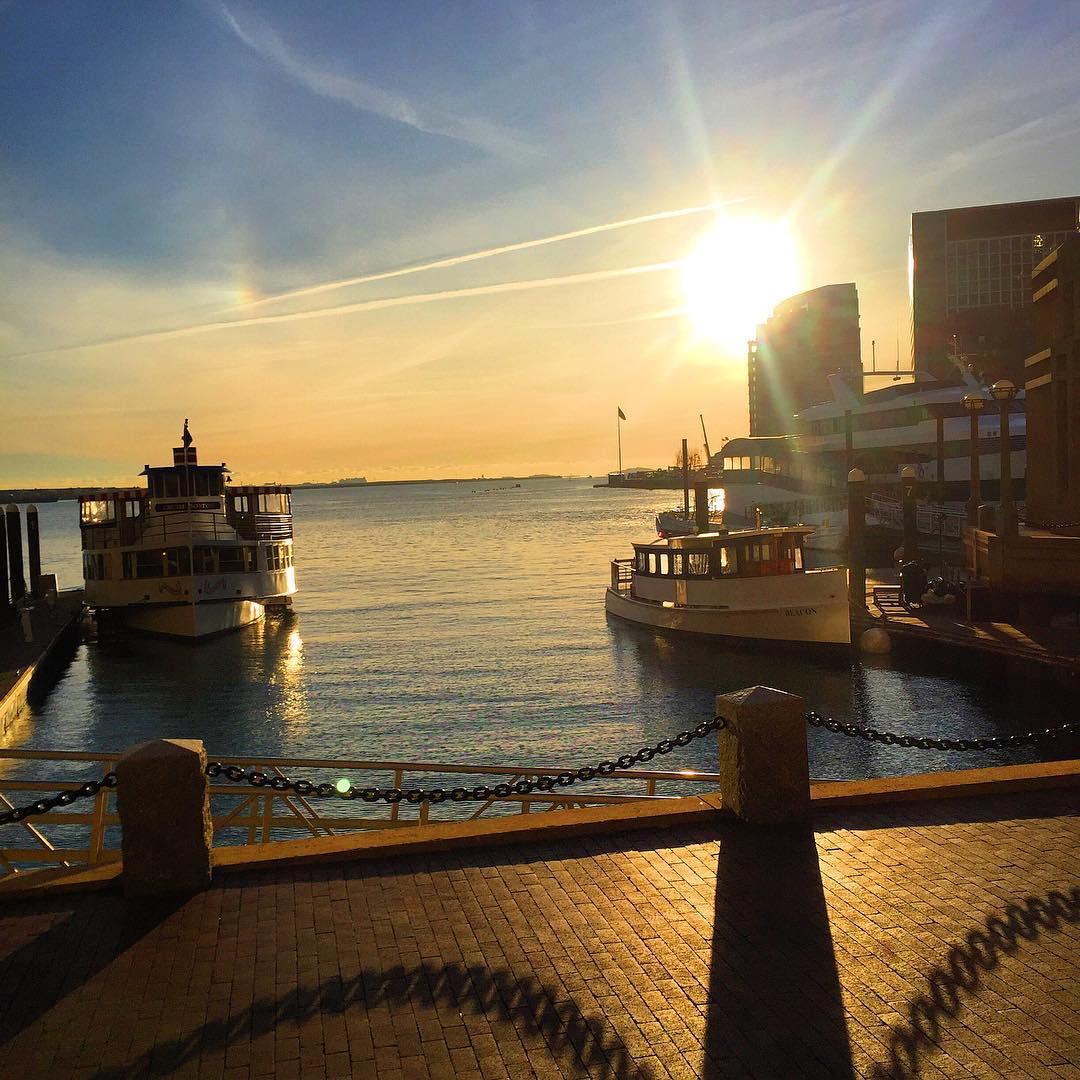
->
681, 215, 802, 352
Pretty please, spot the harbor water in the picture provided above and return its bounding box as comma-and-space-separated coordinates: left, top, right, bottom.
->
14, 479, 1074, 781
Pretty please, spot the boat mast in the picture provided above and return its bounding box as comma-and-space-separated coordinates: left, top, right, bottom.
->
699, 414, 712, 465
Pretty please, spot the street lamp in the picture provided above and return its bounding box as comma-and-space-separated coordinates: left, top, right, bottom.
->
989, 380, 1019, 535
962, 393, 986, 525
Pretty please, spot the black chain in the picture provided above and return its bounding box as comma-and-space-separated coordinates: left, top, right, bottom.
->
206, 715, 728, 805
0, 772, 118, 827
806, 712, 1079, 751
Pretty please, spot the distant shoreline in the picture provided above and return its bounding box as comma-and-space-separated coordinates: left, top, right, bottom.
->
0, 474, 571, 503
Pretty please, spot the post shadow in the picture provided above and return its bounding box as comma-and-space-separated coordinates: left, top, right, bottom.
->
704, 822, 855, 1078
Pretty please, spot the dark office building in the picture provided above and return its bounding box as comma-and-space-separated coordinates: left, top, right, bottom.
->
1024, 233, 1079, 530
910, 196, 1080, 383
747, 283, 862, 436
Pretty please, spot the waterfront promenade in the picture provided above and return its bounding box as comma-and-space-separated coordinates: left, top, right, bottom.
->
0, 784, 1077, 1079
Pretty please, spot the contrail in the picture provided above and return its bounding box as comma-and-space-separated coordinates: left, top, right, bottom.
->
9, 261, 681, 359
234, 199, 745, 310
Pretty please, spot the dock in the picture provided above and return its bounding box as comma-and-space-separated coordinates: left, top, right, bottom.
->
856, 576, 1080, 679
0, 591, 83, 739
0, 771, 1077, 1078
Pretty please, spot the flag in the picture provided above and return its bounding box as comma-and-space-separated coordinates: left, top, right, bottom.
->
617, 407, 627, 420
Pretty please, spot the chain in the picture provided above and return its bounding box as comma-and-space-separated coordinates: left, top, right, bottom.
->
206, 715, 728, 804
0, 772, 118, 827
806, 712, 1079, 751
1018, 517, 1080, 530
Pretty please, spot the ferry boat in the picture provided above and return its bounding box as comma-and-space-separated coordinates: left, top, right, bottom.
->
718, 369, 1025, 547
79, 423, 297, 638
606, 525, 850, 646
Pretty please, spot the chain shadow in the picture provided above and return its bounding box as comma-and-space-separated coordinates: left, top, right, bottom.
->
83, 956, 654, 1079
870, 886, 1080, 1079
704, 823, 856, 1078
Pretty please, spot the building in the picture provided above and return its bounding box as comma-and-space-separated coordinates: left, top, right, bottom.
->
910, 196, 1080, 384
1024, 233, 1079, 529
747, 283, 862, 437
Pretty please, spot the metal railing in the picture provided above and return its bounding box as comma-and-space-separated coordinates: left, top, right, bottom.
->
610, 558, 634, 592
0, 748, 721, 877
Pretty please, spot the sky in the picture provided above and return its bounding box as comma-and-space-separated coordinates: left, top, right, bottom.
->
2, 0, 1079, 486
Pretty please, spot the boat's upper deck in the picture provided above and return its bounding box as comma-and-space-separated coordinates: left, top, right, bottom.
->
629, 526, 815, 579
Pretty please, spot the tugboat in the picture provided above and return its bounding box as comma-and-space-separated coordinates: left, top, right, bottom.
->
79, 422, 297, 638
606, 485, 850, 646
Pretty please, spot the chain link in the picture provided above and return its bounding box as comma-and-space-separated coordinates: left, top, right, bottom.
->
0, 772, 118, 827
806, 712, 1079, 751
206, 715, 728, 805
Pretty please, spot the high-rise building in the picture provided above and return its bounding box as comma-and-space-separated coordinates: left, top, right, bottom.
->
747, 283, 862, 437
910, 196, 1079, 383
1025, 233, 1079, 529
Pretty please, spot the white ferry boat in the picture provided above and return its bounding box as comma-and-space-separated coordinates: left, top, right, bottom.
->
718, 370, 1025, 547
79, 423, 297, 638
606, 526, 850, 646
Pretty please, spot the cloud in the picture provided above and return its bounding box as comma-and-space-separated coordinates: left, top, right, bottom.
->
6, 261, 681, 359
232, 199, 746, 311
219, 4, 539, 160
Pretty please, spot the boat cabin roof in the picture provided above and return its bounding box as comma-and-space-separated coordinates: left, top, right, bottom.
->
635, 525, 816, 550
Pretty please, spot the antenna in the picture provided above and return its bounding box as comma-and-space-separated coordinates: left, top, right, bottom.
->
871, 339, 876, 373
894, 316, 901, 381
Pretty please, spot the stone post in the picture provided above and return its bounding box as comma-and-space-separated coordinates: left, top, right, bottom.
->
0, 511, 9, 618
116, 739, 213, 896
716, 686, 810, 824
4, 504, 25, 603
900, 466, 918, 563
847, 468, 866, 611
26, 504, 41, 595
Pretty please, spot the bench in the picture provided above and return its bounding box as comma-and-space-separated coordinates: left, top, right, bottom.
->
872, 584, 908, 615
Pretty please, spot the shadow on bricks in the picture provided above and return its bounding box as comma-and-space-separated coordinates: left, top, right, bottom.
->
704, 824, 857, 1079
870, 885, 1080, 1080
83, 956, 655, 1080
0, 891, 188, 1048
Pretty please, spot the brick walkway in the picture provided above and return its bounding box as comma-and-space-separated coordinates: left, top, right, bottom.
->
0, 788, 1077, 1079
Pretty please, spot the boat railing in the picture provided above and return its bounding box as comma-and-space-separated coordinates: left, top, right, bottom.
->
610, 558, 634, 592
867, 494, 967, 539
229, 513, 294, 541
0, 748, 721, 876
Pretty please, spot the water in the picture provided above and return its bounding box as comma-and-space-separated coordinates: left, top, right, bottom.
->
14, 480, 1074, 781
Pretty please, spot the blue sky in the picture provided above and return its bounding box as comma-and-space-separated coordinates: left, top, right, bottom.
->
2, 1, 1078, 484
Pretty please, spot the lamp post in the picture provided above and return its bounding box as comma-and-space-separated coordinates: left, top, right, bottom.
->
962, 393, 985, 525
990, 380, 1018, 536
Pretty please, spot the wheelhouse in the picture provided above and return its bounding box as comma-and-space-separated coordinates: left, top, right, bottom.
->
630, 527, 811, 581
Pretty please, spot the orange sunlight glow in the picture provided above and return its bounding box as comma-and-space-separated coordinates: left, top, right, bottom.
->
681, 215, 802, 353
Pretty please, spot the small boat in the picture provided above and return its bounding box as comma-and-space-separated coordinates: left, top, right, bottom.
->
605, 525, 850, 646
79, 422, 298, 639
655, 486, 726, 537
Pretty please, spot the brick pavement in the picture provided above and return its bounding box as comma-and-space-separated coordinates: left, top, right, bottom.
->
0, 787, 1077, 1079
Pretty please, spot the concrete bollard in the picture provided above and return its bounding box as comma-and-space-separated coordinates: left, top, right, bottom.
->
116, 739, 213, 897
716, 686, 810, 824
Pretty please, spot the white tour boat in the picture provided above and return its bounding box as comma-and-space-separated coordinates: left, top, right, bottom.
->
606, 524, 850, 646
80, 423, 297, 639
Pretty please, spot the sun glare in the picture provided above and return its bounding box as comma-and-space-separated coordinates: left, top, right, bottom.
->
681, 215, 802, 353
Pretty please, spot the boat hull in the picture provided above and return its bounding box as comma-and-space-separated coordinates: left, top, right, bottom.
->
115, 600, 266, 639
605, 587, 851, 646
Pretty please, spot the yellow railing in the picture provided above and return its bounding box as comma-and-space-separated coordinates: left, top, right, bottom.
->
0, 748, 721, 877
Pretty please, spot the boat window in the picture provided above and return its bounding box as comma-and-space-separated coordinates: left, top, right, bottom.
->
795, 545, 803, 570
162, 475, 180, 499
123, 499, 141, 519
658, 553, 670, 575
233, 495, 249, 513
718, 546, 738, 575
194, 473, 210, 497
193, 546, 216, 574
82, 553, 107, 580
761, 542, 772, 561
218, 547, 246, 573
81, 499, 115, 525
749, 544, 760, 561
636, 551, 648, 572
164, 547, 191, 577
258, 492, 289, 514
647, 553, 658, 574
688, 553, 709, 575
135, 550, 165, 578
673, 553, 684, 575
244, 546, 257, 572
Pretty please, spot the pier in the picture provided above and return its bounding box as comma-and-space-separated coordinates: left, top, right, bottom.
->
0, 688, 1076, 1078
